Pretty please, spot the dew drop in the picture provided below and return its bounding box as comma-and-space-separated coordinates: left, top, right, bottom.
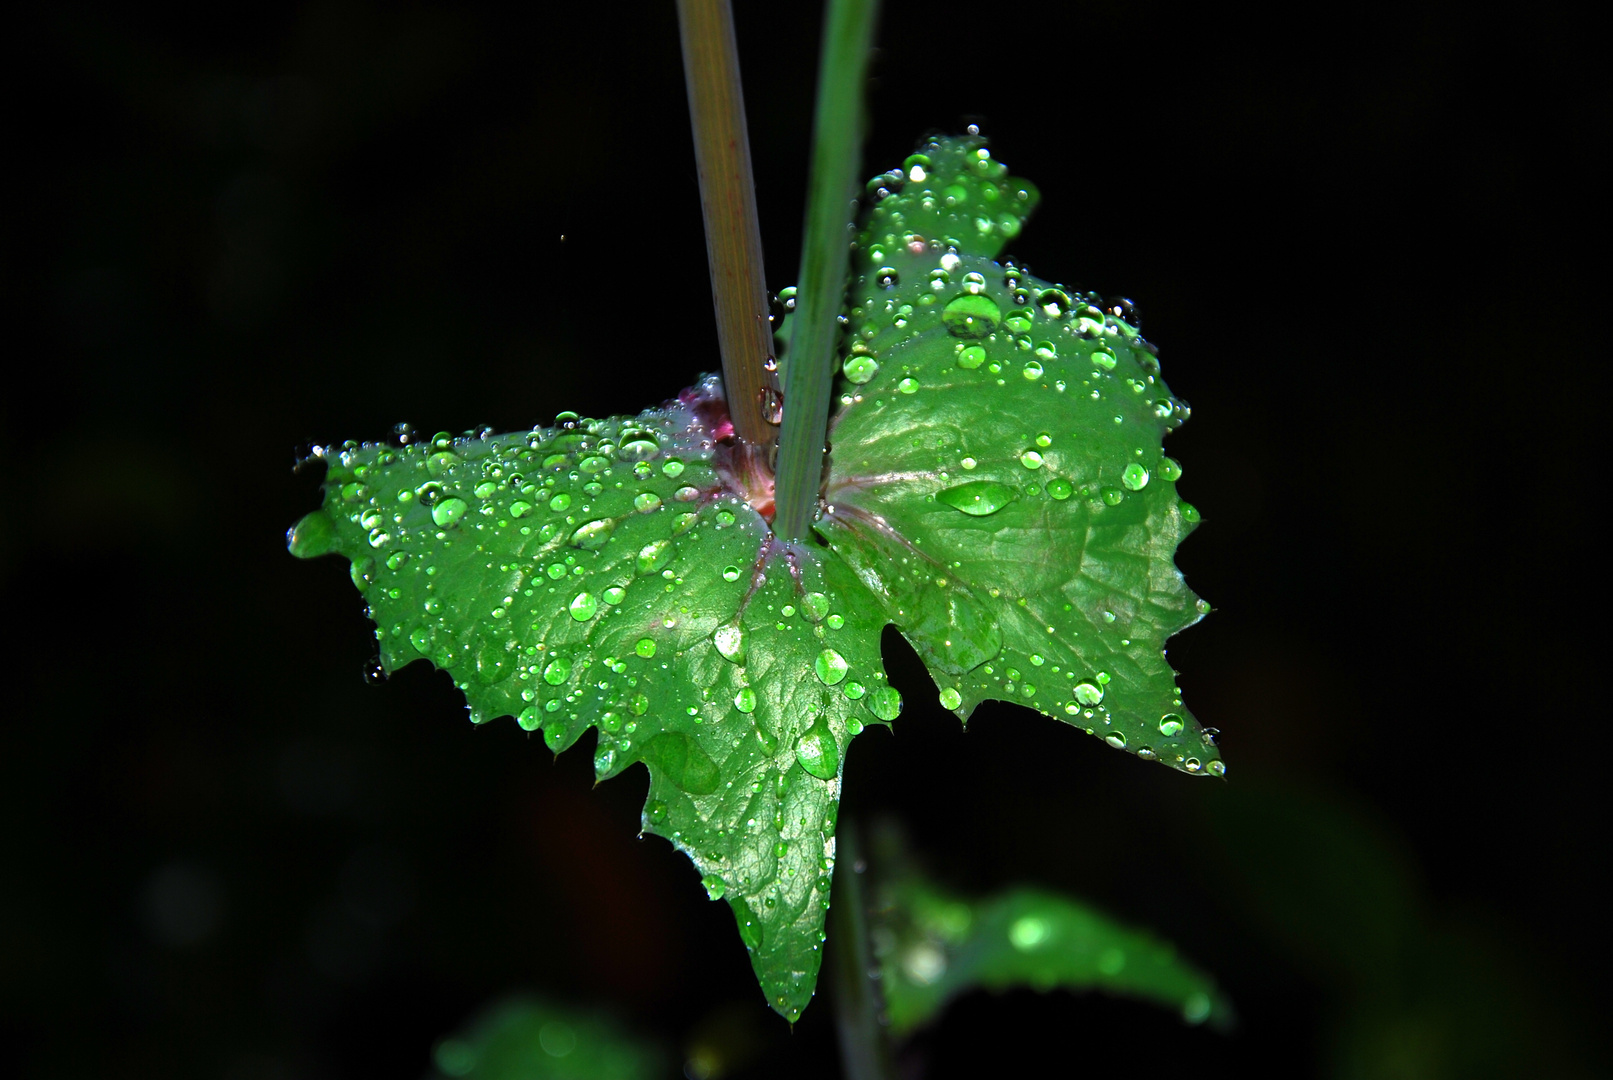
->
713, 625, 747, 664
957, 345, 987, 369
286, 511, 337, 558
814, 649, 849, 685
898, 377, 920, 394
432, 497, 469, 527
1159, 714, 1185, 737
869, 686, 902, 722
1022, 360, 1044, 380
722, 565, 741, 582
1020, 451, 1044, 470
543, 657, 572, 685
1105, 732, 1127, 749
619, 431, 661, 460
1157, 457, 1183, 482
637, 539, 673, 574
936, 479, 1016, 516
734, 687, 757, 713
634, 492, 662, 513
795, 715, 840, 779
510, 500, 533, 517
939, 687, 963, 710
549, 492, 573, 513
1047, 477, 1073, 500
568, 592, 598, 621
843, 354, 880, 384
635, 637, 657, 658
570, 519, 614, 548
1122, 463, 1150, 491
702, 875, 727, 900
662, 458, 686, 478
1073, 682, 1104, 706
942, 294, 1002, 338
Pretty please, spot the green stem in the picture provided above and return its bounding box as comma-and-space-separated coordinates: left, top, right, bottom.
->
676, 0, 779, 447
773, 0, 879, 540
829, 819, 895, 1080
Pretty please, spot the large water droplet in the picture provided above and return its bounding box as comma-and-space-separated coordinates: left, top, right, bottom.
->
814, 649, 849, 685
549, 492, 573, 513
543, 657, 572, 685
795, 716, 840, 779
637, 539, 673, 574
1020, 451, 1044, 470
1122, 463, 1150, 491
734, 687, 757, 713
957, 345, 986, 369
635, 637, 657, 658
432, 497, 469, 527
843, 355, 880, 384
802, 592, 830, 622
936, 480, 1016, 516
702, 875, 727, 900
713, 625, 747, 664
1022, 360, 1044, 380
939, 687, 963, 710
1157, 457, 1183, 482
942, 294, 1002, 338
1158, 714, 1185, 737
568, 592, 598, 621
869, 686, 902, 721
634, 492, 662, 513
1073, 682, 1104, 705
570, 519, 614, 548
618, 430, 661, 460
1047, 477, 1073, 500
287, 511, 337, 558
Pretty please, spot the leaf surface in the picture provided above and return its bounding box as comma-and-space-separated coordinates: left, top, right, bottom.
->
431, 995, 664, 1080
871, 866, 1229, 1035
290, 135, 1215, 1020
820, 136, 1218, 772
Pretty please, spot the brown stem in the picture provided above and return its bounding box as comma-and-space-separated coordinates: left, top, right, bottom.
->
676, 0, 779, 448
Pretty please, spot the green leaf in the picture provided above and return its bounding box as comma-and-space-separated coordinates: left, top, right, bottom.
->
431, 995, 664, 1080
290, 135, 1216, 1021
871, 865, 1230, 1036
819, 134, 1219, 773
290, 382, 900, 1021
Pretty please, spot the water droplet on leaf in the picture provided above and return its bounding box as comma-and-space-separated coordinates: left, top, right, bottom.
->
936, 480, 1016, 516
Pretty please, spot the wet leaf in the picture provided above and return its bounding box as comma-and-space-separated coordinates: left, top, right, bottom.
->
430, 995, 664, 1080
291, 135, 1214, 1020
871, 862, 1229, 1035
822, 134, 1218, 775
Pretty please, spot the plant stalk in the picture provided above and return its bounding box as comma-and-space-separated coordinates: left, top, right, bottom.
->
676, 0, 779, 447
829, 819, 895, 1080
773, 0, 880, 541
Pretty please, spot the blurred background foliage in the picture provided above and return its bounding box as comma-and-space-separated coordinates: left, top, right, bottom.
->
2, 0, 1605, 1077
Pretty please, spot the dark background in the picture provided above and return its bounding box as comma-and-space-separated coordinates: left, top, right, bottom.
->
4, 0, 1606, 1077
